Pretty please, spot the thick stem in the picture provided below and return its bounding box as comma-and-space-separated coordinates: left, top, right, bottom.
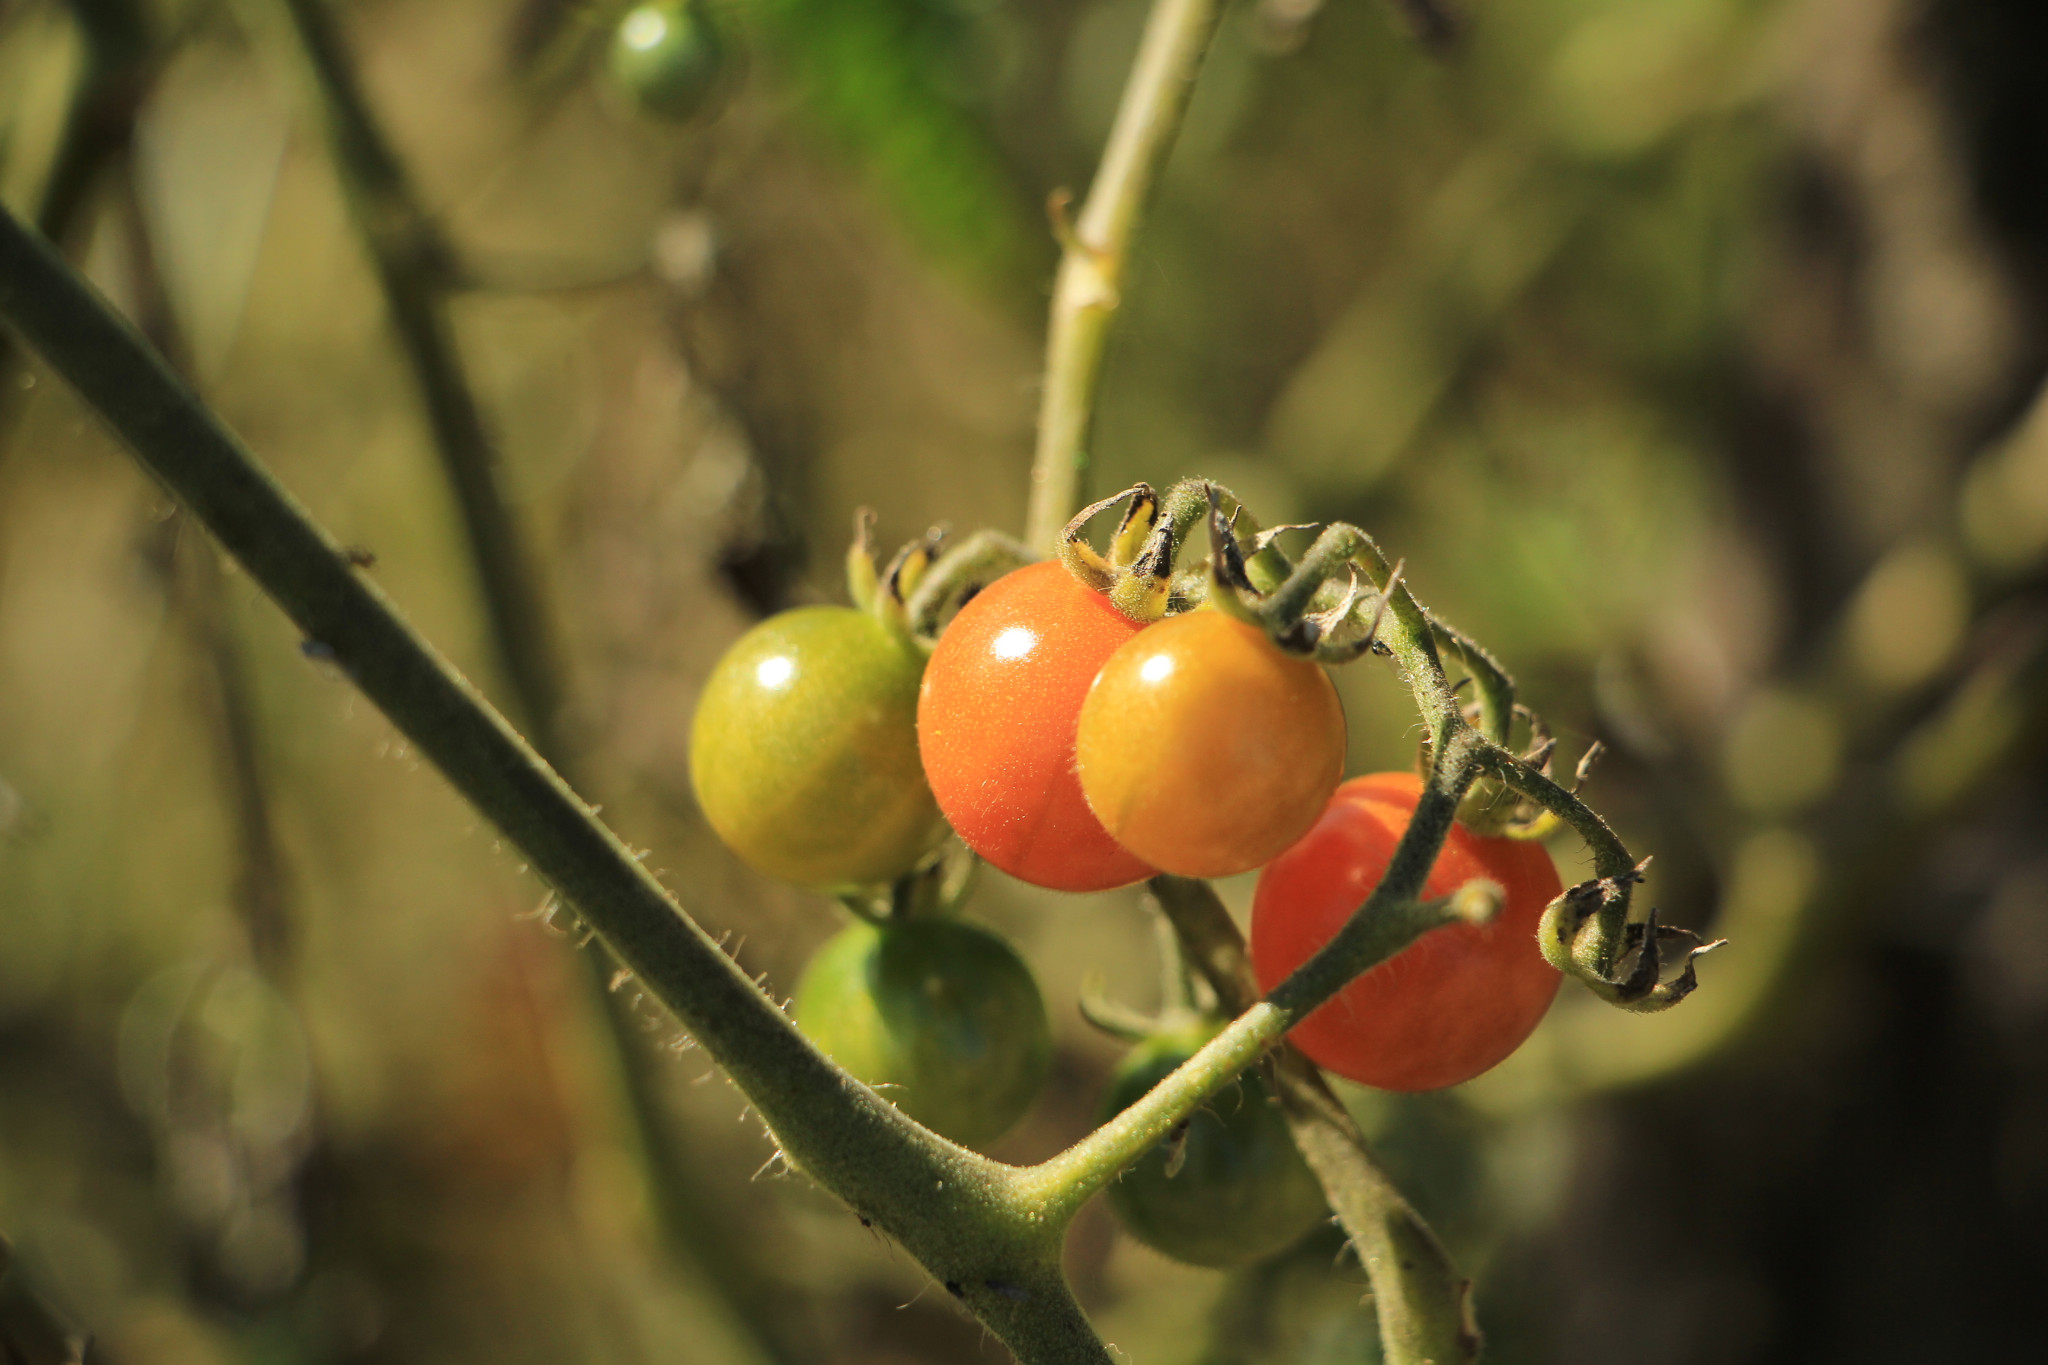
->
0, 204, 1071, 1356
261, 0, 566, 752
1023, 0, 1225, 550
249, 8, 819, 1358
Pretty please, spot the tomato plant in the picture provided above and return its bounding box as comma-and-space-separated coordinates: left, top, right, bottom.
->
691, 606, 947, 889
793, 916, 1052, 1148
1098, 1026, 1329, 1268
1251, 771, 1565, 1092
607, 1, 724, 123
917, 560, 1156, 892
1075, 610, 1345, 879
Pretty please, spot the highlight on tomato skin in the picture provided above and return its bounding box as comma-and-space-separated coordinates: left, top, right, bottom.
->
916, 561, 1157, 893
689, 605, 947, 890
1250, 771, 1564, 1092
1074, 610, 1345, 880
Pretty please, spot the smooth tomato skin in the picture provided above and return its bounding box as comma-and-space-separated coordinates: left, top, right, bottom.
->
1075, 611, 1345, 879
793, 918, 1052, 1148
608, 2, 724, 123
1099, 1027, 1328, 1268
1251, 772, 1563, 1092
918, 562, 1155, 892
691, 606, 947, 889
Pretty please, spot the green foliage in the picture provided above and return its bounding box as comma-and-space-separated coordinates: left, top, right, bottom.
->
749, 0, 1039, 283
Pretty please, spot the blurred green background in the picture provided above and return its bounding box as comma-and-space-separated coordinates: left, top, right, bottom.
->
3, 0, 2047, 1361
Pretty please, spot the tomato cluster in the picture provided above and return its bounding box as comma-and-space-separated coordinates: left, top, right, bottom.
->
684, 496, 1574, 1189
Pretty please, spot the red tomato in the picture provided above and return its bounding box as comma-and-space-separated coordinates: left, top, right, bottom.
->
1250, 772, 1562, 1091
1075, 611, 1345, 879
918, 561, 1156, 892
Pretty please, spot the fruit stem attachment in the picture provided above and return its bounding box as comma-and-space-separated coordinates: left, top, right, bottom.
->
1146, 876, 1481, 1365
1018, 861, 1493, 1228
1024, 0, 1227, 551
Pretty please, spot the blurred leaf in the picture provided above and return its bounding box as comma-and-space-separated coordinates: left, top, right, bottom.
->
748, 0, 1040, 284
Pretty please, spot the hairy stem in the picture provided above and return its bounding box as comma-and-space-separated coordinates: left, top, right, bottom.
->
0, 204, 1118, 1365
246, 6, 823, 1356
1023, 0, 1225, 550
259, 0, 566, 750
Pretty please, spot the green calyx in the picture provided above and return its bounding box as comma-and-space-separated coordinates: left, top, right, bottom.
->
1055, 478, 1405, 662
846, 509, 1037, 648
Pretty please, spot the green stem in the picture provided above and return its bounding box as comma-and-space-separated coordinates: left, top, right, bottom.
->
0, 203, 1117, 1365
1429, 617, 1514, 747
1146, 877, 1479, 1365
1478, 746, 1634, 881
1020, 855, 1487, 1225
247, 6, 821, 1356
1023, 0, 1225, 551
259, 0, 566, 751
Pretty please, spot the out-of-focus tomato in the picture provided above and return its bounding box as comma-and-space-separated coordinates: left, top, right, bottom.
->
1098, 1027, 1328, 1267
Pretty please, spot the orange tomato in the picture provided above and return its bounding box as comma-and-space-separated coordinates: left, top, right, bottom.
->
1075, 611, 1344, 879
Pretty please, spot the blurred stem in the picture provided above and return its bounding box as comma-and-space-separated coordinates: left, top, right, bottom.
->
258, 0, 566, 751
1147, 876, 1479, 1365
0, 0, 155, 442
179, 506, 298, 977
0, 1234, 90, 1365
1023, 0, 1224, 551
247, 3, 802, 1359
107, 153, 303, 979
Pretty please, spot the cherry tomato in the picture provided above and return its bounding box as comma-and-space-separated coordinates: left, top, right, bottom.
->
1075, 611, 1345, 879
917, 561, 1155, 892
608, 2, 724, 123
793, 917, 1051, 1147
691, 606, 947, 889
1250, 772, 1563, 1092
1099, 1027, 1328, 1268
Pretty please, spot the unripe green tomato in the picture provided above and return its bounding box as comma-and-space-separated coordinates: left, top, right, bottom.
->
608, 2, 723, 123
793, 918, 1051, 1148
690, 606, 947, 889
1099, 1028, 1328, 1268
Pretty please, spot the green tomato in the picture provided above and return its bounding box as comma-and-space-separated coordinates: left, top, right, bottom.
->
1100, 1028, 1329, 1268
793, 918, 1051, 1148
608, 1, 724, 123
690, 606, 947, 889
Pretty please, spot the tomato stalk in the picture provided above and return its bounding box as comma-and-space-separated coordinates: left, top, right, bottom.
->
1023, 0, 1229, 550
